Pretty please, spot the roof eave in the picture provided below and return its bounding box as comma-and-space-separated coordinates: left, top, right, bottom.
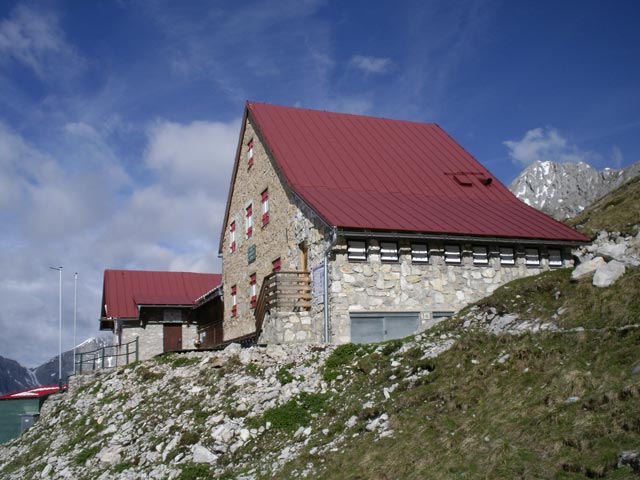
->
336, 228, 589, 246
218, 104, 251, 255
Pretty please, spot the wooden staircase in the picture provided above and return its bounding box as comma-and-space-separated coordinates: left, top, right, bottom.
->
254, 271, 312, 334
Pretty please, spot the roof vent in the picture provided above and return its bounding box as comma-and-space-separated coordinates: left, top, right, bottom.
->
481, 177, 492, 186
453, 174, 473, 186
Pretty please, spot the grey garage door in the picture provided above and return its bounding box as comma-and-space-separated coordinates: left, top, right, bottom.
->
350, 312, 420, 343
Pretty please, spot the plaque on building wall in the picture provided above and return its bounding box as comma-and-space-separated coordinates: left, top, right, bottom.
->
312, 263, 324, 304
247, 244, 256, 264
163, 309, 183, 323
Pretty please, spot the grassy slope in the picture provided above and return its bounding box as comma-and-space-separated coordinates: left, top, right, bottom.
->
3, 183, 640, 480
567, 175, 640, 237
271, 268, 640, 480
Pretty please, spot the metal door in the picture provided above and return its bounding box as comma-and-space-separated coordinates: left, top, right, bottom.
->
350, 312, 419, 343
163, 324, 183, 352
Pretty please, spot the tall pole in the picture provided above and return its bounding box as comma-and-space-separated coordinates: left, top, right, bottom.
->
50, 266, 63, 391
73, 272, 78, 375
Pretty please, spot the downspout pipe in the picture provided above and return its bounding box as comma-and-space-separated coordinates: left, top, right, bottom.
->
323, 227, 338, 344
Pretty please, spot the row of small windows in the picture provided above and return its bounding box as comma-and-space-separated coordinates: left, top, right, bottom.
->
229, 189, 269, 253
347, 241, 563, 267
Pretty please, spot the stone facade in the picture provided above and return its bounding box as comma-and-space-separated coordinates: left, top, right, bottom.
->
119, 324, 198, 361
221, 118, 576, 346
221, 118, 331, 342
327, 238, 572, 343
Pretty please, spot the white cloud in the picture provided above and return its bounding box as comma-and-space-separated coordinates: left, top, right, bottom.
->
0, 5, 83, 79
144, 119, 240, 193
611, 145, 623, 168
349, 55, 392, 75
503, 127, 591, 167
0, 118, 238, 366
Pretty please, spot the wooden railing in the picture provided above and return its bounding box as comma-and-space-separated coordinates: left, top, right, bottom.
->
254, 271, 311, 333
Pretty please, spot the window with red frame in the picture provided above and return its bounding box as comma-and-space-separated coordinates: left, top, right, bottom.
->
272, 257, 281, 273
261, 189, 269, 226
247, 139, 254, 168
231, 285, 237, 317
245, 204, 253, 238
229, 221, 236, 253
250, 273, 257, 307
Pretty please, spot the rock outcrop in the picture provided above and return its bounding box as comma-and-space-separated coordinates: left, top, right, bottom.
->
509, 160, 640, 220
572, 230, 640, 287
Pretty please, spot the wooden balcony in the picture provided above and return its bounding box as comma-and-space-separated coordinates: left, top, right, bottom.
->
254, 271, 311, 333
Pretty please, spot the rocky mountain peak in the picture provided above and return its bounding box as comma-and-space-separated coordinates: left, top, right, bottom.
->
508, 159, 640, 220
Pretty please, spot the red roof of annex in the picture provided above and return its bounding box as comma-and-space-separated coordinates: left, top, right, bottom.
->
100, 270, 222, 319
0, 385, 65, 400
246, 102, 589, 242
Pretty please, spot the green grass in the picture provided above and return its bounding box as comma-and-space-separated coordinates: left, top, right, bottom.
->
567, 174, 640, 237
466, 266, 640, 330
155, 353, 200, 368
75, 445, 101, 466
272, 327, 640, 479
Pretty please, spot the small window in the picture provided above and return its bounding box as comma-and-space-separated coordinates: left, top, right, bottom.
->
380, 241, 398, 262
432, 311, 455, 320
548, 249, 563, 267
473, 246, 488, 265
261, 189, 269, 226
500, 247, 515, 265
247, 139, 254, 168
250, 273, 257, 308
272, 257, 281, 273
525, 248, 540, 266
411, 243, 429, 263
347, 240, 367, 261
444, 245, 461, 264
231, 285, 237, 317
245, 204, 253, 239
229, 221, 236, 253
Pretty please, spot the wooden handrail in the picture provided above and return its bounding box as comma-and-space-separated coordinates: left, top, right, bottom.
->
254, 271, 311, 333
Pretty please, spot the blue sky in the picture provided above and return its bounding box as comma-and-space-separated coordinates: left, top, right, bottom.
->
1, 0, 639, 367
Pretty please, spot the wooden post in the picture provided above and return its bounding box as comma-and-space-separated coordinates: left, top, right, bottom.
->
135, 337, 139, 363
126, 342, 129, 365
101, 347, 105, 369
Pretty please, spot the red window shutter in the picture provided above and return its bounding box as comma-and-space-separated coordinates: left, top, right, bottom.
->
229, 222, 236, 253
262, 212, 269, 226
261, 189, 268, 202
231, 285, 237, 316
250, 273, 257, 307
247, 139, 254, 168
246, 205, 252, 216
272, 258, 281, 273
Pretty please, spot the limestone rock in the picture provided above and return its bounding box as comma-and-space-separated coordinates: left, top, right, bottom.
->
596, 242, 627, 261
593, 260, 626, 288
571, 256, 605, 280
617, 450, 640, 472
192, 444, 218, 464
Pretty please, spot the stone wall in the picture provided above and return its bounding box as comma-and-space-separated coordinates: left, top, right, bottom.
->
221, 117, 331, 341
258, 310, 323, 344
119, 323, 199, 361
220, 117, 577, 346
328, 238, 572, 343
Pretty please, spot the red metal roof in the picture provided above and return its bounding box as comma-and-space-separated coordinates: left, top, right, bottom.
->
247, 102, 589, 242
101, 270, 222, 319
0, 385, 65, 400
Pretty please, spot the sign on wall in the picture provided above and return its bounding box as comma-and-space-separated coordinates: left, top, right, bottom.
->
247, 244, 256, 264
312, 263, 324, 304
